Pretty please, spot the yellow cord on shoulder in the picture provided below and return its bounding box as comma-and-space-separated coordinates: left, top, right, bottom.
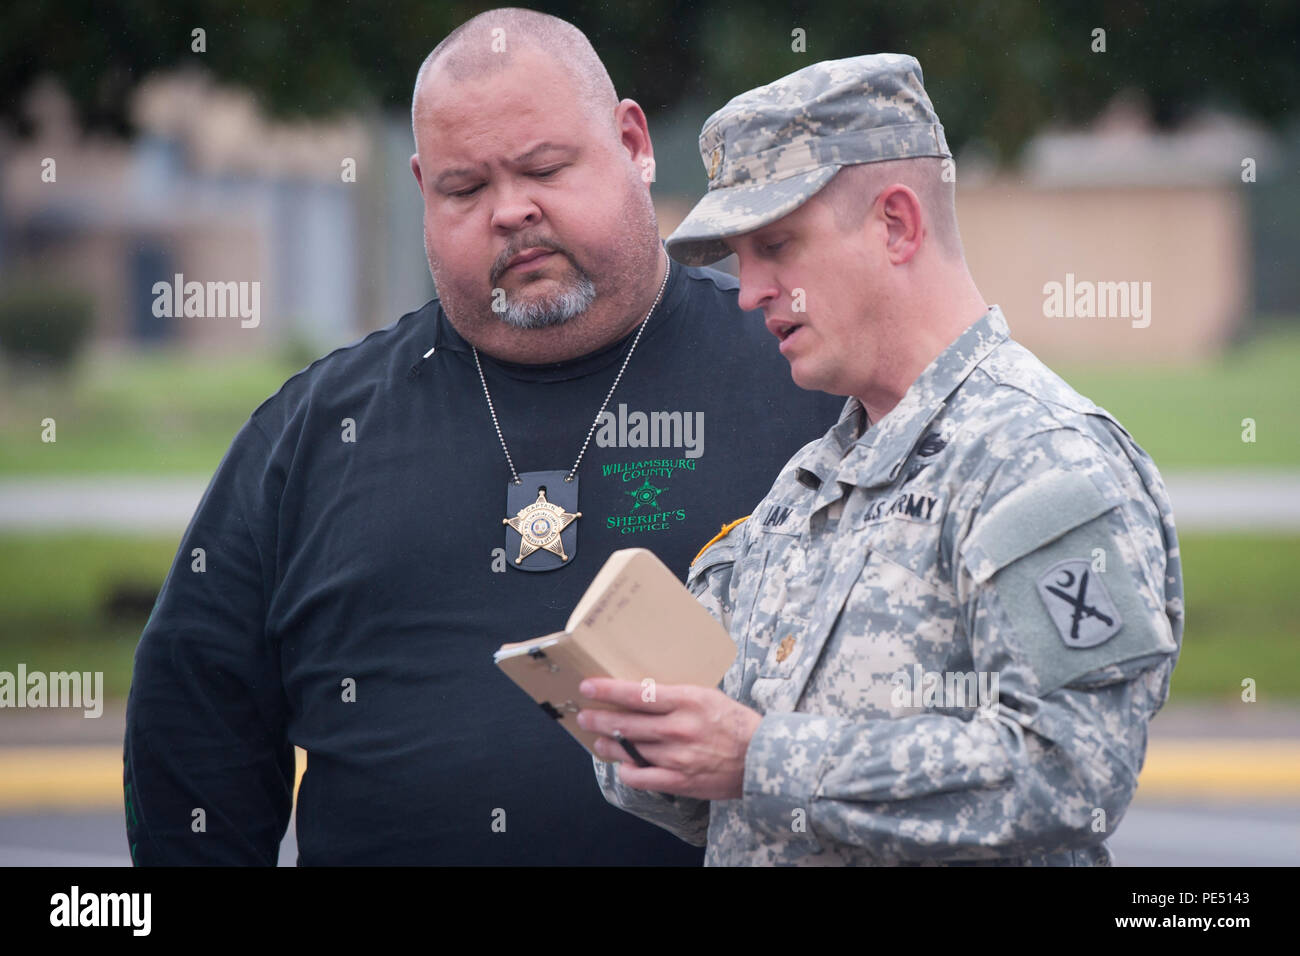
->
691, 515, 751, 567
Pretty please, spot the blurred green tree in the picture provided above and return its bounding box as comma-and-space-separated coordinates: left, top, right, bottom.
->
0, 282, 95, 368
1, 0, 1296, 161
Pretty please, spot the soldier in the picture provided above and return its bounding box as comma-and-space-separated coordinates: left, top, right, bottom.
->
578, 53, 1184, 865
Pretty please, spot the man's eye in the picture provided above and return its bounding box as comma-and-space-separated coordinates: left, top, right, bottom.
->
531, 166, 563, 178
451, 184, 483, 197
763, 240, 787, 255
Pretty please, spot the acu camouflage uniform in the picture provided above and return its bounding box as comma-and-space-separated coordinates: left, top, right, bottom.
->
594, 53, 1184, 865
595, 306, 1183, 864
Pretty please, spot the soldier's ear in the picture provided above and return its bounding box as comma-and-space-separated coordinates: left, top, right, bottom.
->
877, 185, 923, 265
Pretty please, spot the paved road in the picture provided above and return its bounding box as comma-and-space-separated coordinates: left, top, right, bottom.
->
0, 811, 299, 866
3, 471, 1300, 532
1109, 803, 1300, 866
0, 477, 210, 534
2, 802, 1296, 867
1, 703, 1297, 866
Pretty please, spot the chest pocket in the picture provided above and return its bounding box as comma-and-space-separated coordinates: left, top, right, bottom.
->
846, 514, 961, 662
858, 484, 953, 591
782, 497, 962, 716
747, 533, 874, 713
861, 505, 957, 601
735, 525, 799, 665
751, 527, 815, 681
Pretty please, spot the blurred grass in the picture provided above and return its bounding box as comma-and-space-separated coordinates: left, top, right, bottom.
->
0, 534, 180, 699
0, 324, 1297, 475
0, 348, 305, 475
0, 530, 1294, 703
1167, 532, 1300, 703
1055, 321, 1300, 470
0, 324, 1296, 705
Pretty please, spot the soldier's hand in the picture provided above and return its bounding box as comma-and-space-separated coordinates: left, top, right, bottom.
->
577, 678, 762, 801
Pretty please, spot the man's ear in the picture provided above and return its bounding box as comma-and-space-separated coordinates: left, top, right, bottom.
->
410, 153, 425, 194
878, 184, 923, 265
615, 99, 655, 184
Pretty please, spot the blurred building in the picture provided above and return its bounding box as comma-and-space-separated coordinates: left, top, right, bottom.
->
968, 93, 1287, 361
0, 72, 433, 355
657, 91, 1294, 363
1, 76, 1294, 363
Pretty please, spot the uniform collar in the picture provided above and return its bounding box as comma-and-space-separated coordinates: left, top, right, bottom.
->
796, 305, 1011, 490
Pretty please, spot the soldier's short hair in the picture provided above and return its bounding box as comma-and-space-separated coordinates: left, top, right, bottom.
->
816, 158, 964, 260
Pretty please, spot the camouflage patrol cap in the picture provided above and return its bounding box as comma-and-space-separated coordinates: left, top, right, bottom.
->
665, 53, 951, 267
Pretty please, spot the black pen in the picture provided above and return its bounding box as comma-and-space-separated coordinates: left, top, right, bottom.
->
612, 730, 654, 768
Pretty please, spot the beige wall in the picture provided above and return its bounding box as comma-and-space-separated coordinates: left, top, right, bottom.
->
170, 224, 269, 351
960, 182, 1247, 362
657, 182, 1248, 363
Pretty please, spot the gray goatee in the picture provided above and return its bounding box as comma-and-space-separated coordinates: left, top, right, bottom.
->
499, 275, 596, 329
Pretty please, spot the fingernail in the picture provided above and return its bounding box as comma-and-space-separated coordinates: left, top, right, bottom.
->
579, 681, 594, 697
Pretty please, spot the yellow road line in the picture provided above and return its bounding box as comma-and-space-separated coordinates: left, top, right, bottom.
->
0, 741, 1295, 811
1135, 740, 1300, 798
0, 746, 306, 811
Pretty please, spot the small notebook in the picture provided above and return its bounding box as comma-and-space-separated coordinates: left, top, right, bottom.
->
494, 547, 737, 758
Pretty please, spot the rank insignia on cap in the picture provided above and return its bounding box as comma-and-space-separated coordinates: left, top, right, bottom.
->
707, 145, 723, 181
1036, 559, 1123, 649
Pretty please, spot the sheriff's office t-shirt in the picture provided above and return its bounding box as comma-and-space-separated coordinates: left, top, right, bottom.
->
125, 261, 845, 865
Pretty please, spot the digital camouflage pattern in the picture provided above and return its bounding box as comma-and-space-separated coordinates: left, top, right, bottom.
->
666, 53, 952, 267
595, 306, 1184, 865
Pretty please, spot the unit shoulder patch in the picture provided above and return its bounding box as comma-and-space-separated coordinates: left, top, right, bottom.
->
1035, 559, 1123, 648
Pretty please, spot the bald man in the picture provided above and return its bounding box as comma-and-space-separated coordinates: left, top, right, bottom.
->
123, 8, 842, 864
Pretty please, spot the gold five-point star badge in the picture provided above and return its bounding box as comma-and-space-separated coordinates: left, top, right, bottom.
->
503, 488, 582, 565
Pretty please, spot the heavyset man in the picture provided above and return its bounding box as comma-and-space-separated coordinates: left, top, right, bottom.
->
123, 9, 841, 865
583, 54, 1184, 865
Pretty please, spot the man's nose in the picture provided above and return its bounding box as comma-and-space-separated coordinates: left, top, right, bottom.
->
736, 258, 778, 313
490, 182, 542, 232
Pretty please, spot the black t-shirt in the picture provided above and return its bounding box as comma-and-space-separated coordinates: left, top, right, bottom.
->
124, 261, 845, 865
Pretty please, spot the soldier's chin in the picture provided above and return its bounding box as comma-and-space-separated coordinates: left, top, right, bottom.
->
786, 357, 825, 392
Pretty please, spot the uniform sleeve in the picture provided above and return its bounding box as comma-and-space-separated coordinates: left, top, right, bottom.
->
587, 523, 747, 845
738, 429, 1182, 862
123, 415, 294, 865
591, 756, 710, 847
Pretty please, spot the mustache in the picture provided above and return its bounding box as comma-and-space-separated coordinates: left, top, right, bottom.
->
489, 236, 573, 285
